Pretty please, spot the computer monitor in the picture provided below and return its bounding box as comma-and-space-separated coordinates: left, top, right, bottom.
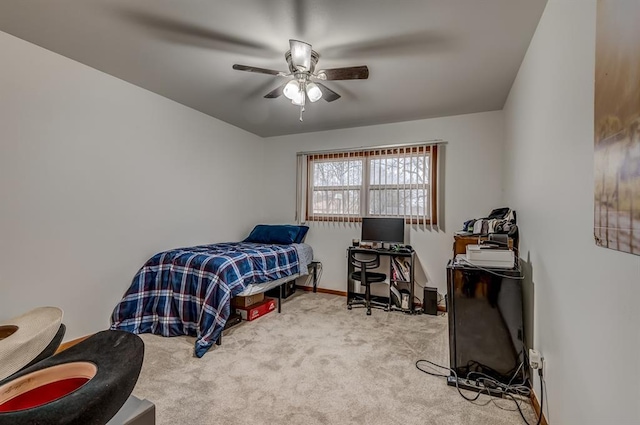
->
361, 217, 405, 246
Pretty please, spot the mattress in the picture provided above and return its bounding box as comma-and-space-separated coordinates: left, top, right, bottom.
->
110, 242, 301, 357
237, 243, 313, 296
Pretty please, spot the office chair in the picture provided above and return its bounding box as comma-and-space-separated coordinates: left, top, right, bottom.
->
348, 249, 388, 315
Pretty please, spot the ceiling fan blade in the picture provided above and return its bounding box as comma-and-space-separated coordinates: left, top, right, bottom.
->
233, 64, 282, 76
322, 31, 449, 59
316, 83, 341, 102
115, 9, 277, 57
264, 83, 286, 99
318, 66, 369, 81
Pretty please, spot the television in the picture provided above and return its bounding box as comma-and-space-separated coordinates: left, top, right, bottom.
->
361, 217, 405, 246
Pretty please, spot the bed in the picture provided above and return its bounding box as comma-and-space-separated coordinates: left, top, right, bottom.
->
110, 225, 312, 357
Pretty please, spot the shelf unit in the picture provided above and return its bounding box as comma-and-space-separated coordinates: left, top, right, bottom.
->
346, 247, 416, 314
388, 252, 416, 313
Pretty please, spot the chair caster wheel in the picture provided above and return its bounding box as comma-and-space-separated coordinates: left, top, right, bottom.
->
347, 305, 352, 310
366, 310, 372, 316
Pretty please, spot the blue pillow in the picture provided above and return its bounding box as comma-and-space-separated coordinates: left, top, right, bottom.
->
244, 225, 300, 245
294, 226, 309, 243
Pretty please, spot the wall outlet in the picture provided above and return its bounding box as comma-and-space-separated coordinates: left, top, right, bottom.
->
529, 348, 542, 369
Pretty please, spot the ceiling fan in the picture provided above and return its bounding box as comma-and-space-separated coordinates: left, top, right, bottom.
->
233, 39, 369, 121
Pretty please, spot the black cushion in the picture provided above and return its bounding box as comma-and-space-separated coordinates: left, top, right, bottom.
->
351, 271, 386, 283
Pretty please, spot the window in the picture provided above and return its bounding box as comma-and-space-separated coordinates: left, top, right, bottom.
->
302, 145, 438, 224
310, 154, 363, 217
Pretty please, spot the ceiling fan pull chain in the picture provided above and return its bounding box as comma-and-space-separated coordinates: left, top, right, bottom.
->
298, 86, 306, 121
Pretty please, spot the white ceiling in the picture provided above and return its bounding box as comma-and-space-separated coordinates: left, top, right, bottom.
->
0, 0, 547, 137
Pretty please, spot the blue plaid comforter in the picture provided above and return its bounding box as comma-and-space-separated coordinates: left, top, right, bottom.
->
110, 242, 299, 357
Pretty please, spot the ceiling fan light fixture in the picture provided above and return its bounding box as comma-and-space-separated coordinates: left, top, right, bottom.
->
233, 38, 368, 121
283, 79, 300, 100
306, 82, 322, 102
289, 39, 312, 71
290, 89, 305, 106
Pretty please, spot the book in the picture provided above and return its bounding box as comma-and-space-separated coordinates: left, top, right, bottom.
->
391, 257, 410, 282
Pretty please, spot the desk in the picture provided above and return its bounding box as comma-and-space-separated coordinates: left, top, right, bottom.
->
446, 257, 526, 392
346, 247, 416, 313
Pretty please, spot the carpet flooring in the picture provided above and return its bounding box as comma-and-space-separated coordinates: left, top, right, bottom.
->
132, 292, 536, 425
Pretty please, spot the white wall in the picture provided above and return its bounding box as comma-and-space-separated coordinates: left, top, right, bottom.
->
503, 1, 640, 423
261, 111, 506, 297
0, 31, 263, 339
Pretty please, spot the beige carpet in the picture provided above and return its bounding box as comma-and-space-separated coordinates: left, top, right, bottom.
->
132, 292, 536, 425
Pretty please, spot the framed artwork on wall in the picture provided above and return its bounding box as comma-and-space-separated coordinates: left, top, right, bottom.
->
594, 0, 640, 255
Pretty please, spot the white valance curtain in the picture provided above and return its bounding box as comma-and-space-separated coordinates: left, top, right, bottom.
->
295, 141, 444, 231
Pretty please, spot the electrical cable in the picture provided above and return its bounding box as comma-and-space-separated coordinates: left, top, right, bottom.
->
490, 392, 530, 412
542, 373, 549, 421
466, 371, 530, 396
534, 369, 545, 425
314, 262, 323, 285
304, 261, 323, 289
414, 360, 449, 378
456, 257, 525, 280
315, 262, 323, 284
459, 359, 527, 386
415, 360, 492, 405
415, 358, 543, 425
505, 369, 544, 425
508, 361, 525, 387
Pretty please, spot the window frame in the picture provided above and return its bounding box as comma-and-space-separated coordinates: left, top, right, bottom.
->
305, 146, 438, 224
